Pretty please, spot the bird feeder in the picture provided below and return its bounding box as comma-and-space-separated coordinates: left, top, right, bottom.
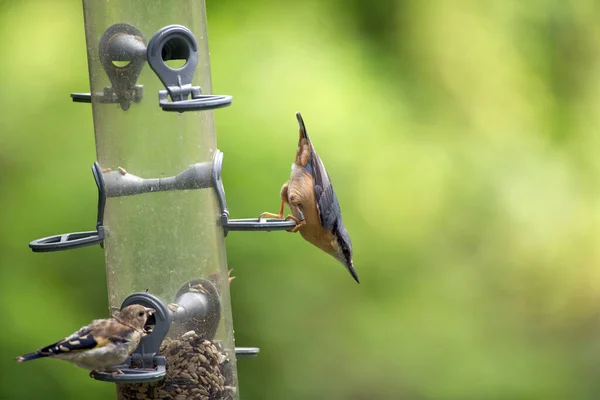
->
29, 0, 295, 398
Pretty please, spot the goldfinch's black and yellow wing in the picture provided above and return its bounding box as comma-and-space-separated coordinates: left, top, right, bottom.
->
16, 320, 132, 362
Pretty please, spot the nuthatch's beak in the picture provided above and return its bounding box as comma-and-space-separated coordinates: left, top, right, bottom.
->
345, 262, 360, 284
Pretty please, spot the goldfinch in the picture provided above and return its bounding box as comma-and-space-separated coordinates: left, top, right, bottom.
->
15, 304, 155, 376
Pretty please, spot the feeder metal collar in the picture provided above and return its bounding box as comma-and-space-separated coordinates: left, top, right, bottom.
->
102, 162, 213, 197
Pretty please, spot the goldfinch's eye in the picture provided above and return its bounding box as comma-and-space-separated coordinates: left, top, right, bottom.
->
138, 311, 144, 317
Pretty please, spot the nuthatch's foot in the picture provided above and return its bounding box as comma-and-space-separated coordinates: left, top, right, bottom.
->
100, 167, 127, 176
285, 215, 304, 232
259, 212, 283, 219
259, 212, 302, 232
260, 198, 286, 220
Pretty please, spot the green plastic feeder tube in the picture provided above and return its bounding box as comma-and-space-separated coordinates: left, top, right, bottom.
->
81, 0, 238, 398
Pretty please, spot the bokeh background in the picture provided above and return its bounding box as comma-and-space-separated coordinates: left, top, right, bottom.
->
2, 0, 600, 399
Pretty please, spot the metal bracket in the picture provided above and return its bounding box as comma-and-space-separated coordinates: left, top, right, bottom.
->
211, 150, 296, 236
147, 25, 232, 112
29, 162, 106, 252
169, 278, 260, 357
71, 23, 146, 110
168, 278, 222, 340
235, 347, 260, 358
28, 150, 295, 251
102, 162, 213, 198
93, 292, 171, 383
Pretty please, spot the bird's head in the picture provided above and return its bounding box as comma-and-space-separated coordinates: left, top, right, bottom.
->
332, 224, 359, 283
118, 304, 156, 333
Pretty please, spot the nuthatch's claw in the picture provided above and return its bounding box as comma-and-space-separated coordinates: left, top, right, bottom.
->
260, 199, 286, 220
285, 215, 304, 233
259, 212, 283, 219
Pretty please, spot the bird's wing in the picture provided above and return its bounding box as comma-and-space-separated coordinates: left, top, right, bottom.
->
37, 320, 133, 356
310, 150, 341, 230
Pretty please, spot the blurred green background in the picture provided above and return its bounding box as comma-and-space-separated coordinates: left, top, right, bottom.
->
2, 0, 600, 399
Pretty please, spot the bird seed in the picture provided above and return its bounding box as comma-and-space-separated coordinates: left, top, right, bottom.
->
117, 330, 236, 400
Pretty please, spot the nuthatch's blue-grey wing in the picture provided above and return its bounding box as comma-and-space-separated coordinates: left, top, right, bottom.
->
295, 112, 358, 283
295, 112, 340, 229
312, 152, 342, 230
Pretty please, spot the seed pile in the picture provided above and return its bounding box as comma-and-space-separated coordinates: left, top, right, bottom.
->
117, 330, 236, 400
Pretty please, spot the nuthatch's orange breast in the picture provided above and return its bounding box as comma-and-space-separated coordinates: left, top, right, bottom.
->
288, 168, 338, 256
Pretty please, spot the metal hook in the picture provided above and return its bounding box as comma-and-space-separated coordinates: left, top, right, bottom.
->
147, 25, 232, 112
92, 292, 172, 383
28, 150, 296, 252
211, 150, 297, 236
71, 23, 146, 109
29, 162, 106, 252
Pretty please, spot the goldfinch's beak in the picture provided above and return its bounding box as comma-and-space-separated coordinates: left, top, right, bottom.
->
144, 308, 156, 334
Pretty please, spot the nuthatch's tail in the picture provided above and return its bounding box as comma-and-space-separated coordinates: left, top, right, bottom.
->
296, 112, 310, 142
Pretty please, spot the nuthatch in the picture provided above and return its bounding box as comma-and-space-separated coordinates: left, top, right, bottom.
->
260, 112, 358, 283
15, 304, 155, 376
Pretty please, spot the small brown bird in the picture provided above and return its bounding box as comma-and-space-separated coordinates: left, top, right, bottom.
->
15, 304, 155, 376
260, 112, 358, 283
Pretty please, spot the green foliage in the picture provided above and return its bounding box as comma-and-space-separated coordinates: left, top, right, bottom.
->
2, 0, 600, 399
